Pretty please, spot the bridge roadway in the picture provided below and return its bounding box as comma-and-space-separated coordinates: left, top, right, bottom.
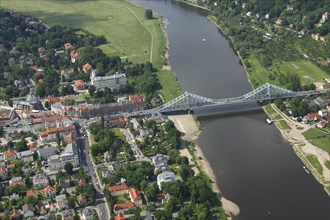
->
109, 83, 329, 118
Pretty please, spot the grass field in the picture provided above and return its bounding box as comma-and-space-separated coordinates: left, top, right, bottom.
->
277, 61, 328, 84
277, 119, 291, 130
302, 128, 328, 140
306, 154, 323, 175
310, 137, 330, 155
157, 70, 183, 102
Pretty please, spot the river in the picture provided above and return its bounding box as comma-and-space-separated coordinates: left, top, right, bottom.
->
132, 1, 329, 219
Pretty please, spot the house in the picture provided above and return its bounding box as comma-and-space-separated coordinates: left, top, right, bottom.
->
316, 121, 327, 128
56, 194, 68, 210
33, 174, 49, 188
44, 185, 56, 198
59, 177, 71, 188
22, 203, 34, 213
102, 170, 113, 178
312, 33, 320, 41
49, 203, 58, 212
104, 151, 111, 162
9, 177, 25, 186
44, 212, 56, 220
77, 194, 87, 206
109, 184, 129, 197
54, 50, 65, 57
26, 190, 38, 198
82, 208, 94, 220
152, 154, 168, 166
106, 117, 126, 128
74, 80, 86, 91
9, 193, 20, 201
37, 146, 57, 159
131, 118, 141, 130
129, 188, 143, 206
157, 171, 176, 189
0, 167, 7, 177
82, 63, 93, 73
140, 211, 153, 220
70, 50, 79, 63
16, 150, 33, 163
113, 202, 136, 214
47, 96, 60, 104
39, 124, 75, 143
4, 149, 16, 161
128, 94, 145, 104
318, 109, 328, 117
78, 178, 86, 186
115, 214, 126, 220
10, 209, 22, 219
275, 18, 283, 25
61, 209, 75, 220
314, 97, 328, 108
303, 113, 321, 123
0, 106, 18, 127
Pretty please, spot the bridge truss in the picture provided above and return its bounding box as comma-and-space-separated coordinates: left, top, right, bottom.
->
127, 83, 328, 116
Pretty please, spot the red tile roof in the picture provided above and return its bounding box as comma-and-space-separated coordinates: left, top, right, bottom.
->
27, 189, 38, 197
40, 124, 75, 137
114, 202, 136, 211
0, 167, 7, 175
109, 184, 128, 193
115, 214, 126, 220
44, 185, 56, 192
75, 80, 85, 87
82, 63, 93, 72
4, 149, 16, 158
129, 188, 142, 202
128, 94, 144, 103
6, 164, 15, 169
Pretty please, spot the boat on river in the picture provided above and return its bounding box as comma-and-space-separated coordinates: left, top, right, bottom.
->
266, 118, 273, 124
303, 166, 310, 174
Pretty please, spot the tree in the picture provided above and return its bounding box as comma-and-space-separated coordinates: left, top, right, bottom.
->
56, 132, 61, 146
64, 162, 74, 175
88, 85, 96, 97
68, 196, 76, 209
145, 9, 153, 19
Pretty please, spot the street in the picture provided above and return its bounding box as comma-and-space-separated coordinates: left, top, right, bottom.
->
77, 126, 110, 220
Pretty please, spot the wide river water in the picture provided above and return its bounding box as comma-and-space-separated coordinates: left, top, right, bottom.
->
132, 1, 329, 219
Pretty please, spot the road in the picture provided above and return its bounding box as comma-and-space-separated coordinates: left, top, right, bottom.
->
77, 126, 110, 220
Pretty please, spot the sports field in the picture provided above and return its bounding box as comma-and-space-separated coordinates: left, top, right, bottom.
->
278, 61, 329, 84
1, 0, 166, 68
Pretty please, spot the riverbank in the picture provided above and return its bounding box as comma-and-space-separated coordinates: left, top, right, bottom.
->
264, 104, 330, 194
168, 115, 240, 219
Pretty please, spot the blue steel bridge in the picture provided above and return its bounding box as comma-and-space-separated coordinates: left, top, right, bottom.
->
123, 83, 328, 117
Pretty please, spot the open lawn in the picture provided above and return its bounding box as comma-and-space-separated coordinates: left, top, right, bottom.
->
310, 137, 330, 155
306, 154, 323, 175
111, 128, 125, 140
278, 61, 328, 84
302, 128, 328, 140
156, 70, 183, 102
277, 119, 291, 130
1, 0, 166, 68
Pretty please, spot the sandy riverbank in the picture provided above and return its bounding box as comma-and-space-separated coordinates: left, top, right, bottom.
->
168, 115, 240, 218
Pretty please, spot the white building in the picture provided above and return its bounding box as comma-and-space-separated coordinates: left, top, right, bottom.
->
33, 174, 49, 188
16, 150, 34, 163
157, 171, 176, 189
91, 72, 126, 90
